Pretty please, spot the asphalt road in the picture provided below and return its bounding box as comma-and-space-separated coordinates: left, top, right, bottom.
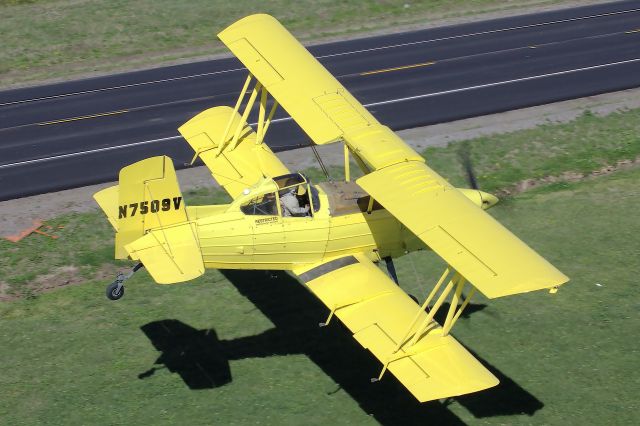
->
1, 0, 639, 201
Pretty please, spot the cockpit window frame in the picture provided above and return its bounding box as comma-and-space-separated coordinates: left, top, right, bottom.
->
240, 191, 281, 216
309, 185, 320, 213
273, 173, 307, 189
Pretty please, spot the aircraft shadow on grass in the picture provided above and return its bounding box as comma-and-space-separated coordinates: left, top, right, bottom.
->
139, 270, 543, 425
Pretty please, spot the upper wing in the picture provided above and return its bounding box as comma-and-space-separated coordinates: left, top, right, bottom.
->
293, 254, 498, 402
218, 14, 376, 146
218, 14, 569, 297
357, 162, 569, 298
178, 106, 290, 199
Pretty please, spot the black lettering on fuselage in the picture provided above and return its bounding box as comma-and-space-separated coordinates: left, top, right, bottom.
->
118, 196, 183, 219
255, 216, 278, 225
173, 197, 182, 210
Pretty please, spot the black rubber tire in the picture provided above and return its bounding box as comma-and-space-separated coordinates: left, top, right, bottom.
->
106, 282, 124, 300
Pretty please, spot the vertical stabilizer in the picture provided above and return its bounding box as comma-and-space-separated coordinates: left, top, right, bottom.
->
113, 156, 187, 259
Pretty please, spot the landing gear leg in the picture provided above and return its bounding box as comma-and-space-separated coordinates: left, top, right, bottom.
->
384, 256, 418, 304
384, 257, 399, 285
106, 262, 144, 301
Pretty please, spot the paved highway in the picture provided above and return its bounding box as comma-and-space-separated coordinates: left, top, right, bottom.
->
1, 0, 639, 201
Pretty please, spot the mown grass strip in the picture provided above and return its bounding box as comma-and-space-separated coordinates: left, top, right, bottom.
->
1, 165, 638, 425
1, 0, 567, 86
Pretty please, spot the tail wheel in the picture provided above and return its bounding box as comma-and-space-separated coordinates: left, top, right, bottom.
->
106, 282, 124, 300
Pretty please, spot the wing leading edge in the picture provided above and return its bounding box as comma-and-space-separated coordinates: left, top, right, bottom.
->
357, 162, 569, 298
294, 254, 499, 402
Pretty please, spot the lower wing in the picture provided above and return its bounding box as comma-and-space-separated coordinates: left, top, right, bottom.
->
178, 106, 289, 199
293, 254, 498, 402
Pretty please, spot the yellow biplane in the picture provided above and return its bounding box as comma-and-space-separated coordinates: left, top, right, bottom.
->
94, 14, 568, 403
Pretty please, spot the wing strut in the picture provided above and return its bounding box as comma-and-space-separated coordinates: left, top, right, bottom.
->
218, 72, 253, 151
375, 266, 475, 381
189, 72, 281, 166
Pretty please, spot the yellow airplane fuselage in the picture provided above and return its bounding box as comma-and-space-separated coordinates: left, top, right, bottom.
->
187, 181, 425, 271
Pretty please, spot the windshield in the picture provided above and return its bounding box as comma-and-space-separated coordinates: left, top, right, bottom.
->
273, 173, 306, 189
240, 192, 279, 215
310, 185, 320, 213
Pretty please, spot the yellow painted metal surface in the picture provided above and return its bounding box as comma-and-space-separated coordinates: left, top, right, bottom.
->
294, 254, 498, 402
92, 13, 570, 404
218, 13, 568, 297
457, 188, 499, 210
93, 185, 119, 229
93, 156, 205, 283
357, 161, 569, 298
218, 14, 378, 146
126, 221, 204, 284
178, 106, 289, 199
113, 156, 189, 259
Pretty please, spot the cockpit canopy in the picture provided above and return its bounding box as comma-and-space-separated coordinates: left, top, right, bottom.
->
273, 173, 307, 189
237, 173, 320, 216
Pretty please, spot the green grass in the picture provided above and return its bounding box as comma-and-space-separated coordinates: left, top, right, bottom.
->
422, 109, 640, 193
1, 109, 639, 424
1, 0, 569, 86
1, 166, 638, 425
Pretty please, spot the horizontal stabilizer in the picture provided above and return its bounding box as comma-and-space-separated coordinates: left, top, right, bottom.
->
93, 185, 119, 230
125, 222, 204, 284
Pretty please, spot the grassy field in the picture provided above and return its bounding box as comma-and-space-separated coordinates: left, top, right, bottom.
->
1, 108, 639, 424
1, 0, 574, 87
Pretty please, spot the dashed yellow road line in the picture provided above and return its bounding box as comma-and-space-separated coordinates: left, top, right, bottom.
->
625, 28, 640, 33
37, 109, 128, 126
360, 61, 436, 76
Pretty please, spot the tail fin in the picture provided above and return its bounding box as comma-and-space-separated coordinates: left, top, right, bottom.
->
97, 156, 188, 259
94, 156, 204, 284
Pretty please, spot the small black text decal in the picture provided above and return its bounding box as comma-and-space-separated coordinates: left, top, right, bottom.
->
255, 216, 278, 226
119, 197, 182, 219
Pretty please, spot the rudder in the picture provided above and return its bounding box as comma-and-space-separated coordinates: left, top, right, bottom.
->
114, 156, 187, 259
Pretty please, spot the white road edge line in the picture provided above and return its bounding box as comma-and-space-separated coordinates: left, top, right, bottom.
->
365, 57, 640, 107
2, 7, 638, 107
1, 56, 639, 170
0, 135, 183, 170
0, 67, 246, 108
316, 7, 640, 59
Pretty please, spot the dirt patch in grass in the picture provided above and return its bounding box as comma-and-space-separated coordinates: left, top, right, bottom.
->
0, 282, 11, 301
31, 265, 83, 293
502, 156, 640, 196
4, 263, 117, 301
